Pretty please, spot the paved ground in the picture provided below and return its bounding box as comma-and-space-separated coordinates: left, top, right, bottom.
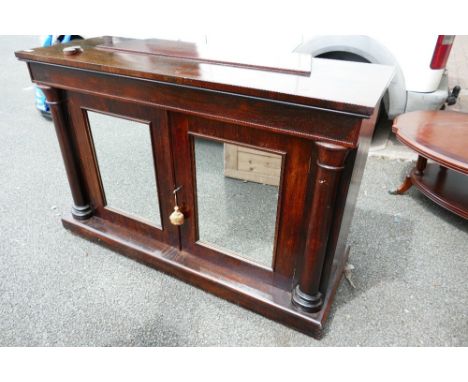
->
0, 36, 467, 346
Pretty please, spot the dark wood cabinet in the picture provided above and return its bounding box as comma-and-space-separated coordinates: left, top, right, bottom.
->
16, 37, 393, 337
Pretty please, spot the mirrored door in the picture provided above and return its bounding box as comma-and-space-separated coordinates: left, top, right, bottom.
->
171, 114, 313, 277
87, 110, 162, 227
192, 136, 282, 269
68, 93, 179, 247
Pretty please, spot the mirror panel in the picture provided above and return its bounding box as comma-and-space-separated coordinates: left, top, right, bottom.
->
193, 137, 281, 268
87, 111, 162, 227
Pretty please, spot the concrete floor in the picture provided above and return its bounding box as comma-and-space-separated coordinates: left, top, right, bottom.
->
0, 36, 467, 346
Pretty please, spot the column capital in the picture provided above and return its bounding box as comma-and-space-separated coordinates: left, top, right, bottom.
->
36, 84, 65, 104
316, 141, 349, 170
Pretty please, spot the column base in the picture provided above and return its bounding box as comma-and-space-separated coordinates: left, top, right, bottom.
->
292, 285, 323, 313
71, 204, 93, 220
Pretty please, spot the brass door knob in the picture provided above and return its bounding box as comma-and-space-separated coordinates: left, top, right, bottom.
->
169, 206, 184, 226
170, 185, 184, 225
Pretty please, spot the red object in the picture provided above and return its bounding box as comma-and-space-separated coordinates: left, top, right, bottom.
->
430, 35, 455, 69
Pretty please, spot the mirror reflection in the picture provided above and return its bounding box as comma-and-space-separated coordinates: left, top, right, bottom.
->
87, 111, 162, 226
194, 137, 281, 268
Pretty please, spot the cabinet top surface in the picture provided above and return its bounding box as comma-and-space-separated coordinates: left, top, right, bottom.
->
16, 36, 394, 117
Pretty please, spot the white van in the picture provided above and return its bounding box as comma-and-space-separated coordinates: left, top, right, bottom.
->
294, 35, 458, 120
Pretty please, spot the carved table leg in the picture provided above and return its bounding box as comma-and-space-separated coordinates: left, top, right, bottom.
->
39, 85, 92, 220
292, 142, 348, 313
390, 155, 427, 195
390, 176, 413, 195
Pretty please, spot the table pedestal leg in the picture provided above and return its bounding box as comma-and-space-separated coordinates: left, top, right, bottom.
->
390, 176, 413, 195
390, 155, 427, 195
415, 155, 428, 176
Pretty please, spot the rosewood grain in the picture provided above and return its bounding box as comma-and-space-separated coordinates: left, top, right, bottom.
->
16, 37, 393, 337
27, 63, 364, 146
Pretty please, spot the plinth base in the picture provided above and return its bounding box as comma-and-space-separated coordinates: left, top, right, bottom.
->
292, 286, 323, 313
61, 214, 350, 338
71, 204, 93, 220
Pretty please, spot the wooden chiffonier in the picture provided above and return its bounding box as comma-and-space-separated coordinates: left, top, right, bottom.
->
16, 37, 393, 337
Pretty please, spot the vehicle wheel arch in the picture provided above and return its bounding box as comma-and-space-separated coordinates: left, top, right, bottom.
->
295, 35, 407, 119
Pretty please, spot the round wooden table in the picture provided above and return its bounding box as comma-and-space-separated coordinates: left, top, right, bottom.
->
392, 110, 468, 220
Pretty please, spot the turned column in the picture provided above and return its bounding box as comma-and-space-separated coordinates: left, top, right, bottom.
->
39, 85, 92, 220
292, 141, 348, 312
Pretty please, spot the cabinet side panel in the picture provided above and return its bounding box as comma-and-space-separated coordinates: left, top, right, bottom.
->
319, 104, 380, 294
